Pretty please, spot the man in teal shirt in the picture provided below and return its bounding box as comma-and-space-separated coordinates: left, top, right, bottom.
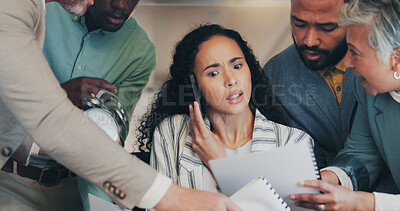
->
44, 0, 155, 118
3, 0, 155, 210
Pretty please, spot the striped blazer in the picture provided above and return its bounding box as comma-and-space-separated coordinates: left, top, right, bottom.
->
150, 109, 313, 192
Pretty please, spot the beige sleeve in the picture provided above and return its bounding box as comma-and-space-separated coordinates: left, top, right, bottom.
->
0, 0, 161, 209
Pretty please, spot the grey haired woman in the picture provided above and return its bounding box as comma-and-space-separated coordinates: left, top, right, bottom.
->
291, 0, 400, 210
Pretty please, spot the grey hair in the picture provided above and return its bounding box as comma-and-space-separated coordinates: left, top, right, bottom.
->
339, 0, 400, 62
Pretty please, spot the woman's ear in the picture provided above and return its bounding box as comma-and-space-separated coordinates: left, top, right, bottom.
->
391, 48, 400, 72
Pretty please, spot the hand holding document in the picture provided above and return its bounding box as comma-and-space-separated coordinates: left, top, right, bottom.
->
210, 141, 320, 210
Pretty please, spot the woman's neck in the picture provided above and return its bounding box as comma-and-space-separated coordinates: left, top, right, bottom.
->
208, 107, 255, 150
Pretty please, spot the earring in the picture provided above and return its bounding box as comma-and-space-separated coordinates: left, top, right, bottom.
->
395, 71, 400, 80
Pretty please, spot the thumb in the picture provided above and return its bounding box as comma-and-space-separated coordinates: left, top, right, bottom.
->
226, 200, 243, 211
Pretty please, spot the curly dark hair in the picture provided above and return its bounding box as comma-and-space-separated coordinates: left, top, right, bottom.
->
136, 24, 287, 157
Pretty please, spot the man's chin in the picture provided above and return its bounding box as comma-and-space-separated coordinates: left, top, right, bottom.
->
102, 23, 125, 32
301, 57, 327, 71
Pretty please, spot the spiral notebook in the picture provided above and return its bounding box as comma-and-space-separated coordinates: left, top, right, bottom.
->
230, 177, 290, 211
209, 141, 320, 211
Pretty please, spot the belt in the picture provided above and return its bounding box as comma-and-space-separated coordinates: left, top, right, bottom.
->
1, 160, 75, 186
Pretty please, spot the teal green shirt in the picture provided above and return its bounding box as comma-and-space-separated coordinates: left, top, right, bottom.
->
43, 2, 155, 119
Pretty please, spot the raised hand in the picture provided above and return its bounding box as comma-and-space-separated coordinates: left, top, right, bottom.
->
189, 101, 226, 168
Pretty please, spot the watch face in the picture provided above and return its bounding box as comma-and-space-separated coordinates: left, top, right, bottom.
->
84, 108, 119, 142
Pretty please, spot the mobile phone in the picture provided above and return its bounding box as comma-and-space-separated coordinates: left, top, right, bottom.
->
189, 74, 204, 117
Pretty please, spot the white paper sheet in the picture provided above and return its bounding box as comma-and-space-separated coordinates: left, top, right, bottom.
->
210, 141, 319, 211
88, 194, 130, 211
230, 177, 290, 211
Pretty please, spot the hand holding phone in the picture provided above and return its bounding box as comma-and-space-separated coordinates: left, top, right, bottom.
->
189, 101, 226, 168
189, 74, 204, 117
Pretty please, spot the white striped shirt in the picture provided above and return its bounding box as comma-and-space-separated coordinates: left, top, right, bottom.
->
150, 109, 313, 193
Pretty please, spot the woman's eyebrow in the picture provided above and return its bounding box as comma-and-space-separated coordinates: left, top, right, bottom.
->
230, 57, 243, 63
203, 57, 243, 71
203, 63, 219, 72
316, 22, 338, 28
347, 43, 359, 51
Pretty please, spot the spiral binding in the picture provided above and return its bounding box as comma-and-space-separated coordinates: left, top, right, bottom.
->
260, 177, 291, 211
308, 141, 321, 179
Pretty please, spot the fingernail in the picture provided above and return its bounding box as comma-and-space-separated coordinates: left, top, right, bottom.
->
299, 181, 305, 186
189, 104, 192, 109
290, 195, 295, 200
295, 202, 300, 206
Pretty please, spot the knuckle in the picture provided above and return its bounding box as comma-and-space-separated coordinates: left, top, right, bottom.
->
319, 181, 328, 189
332, 204, 340, 210
310, 195, 318, 202
331, 194, 339, 202
217, 193, 226, 199
194, 138, 203, 145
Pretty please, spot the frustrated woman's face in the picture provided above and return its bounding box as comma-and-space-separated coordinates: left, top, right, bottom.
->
193, 35, 252, 116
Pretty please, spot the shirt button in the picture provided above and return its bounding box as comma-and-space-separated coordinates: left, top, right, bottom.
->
115, 188, 121, 195
336, 86, 342, 92
103, 181, 111, 189
74, 16, 79, 20
77, 66, 82, 71
109, 185, 116, 193
118, 191, 126, 199
1, 147, 12, 157
86, 35, 91, 38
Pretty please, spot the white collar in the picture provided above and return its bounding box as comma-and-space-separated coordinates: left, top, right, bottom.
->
389, 91, 400, 104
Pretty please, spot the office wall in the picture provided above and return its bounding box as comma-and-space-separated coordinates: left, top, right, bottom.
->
125, 2, 293, 152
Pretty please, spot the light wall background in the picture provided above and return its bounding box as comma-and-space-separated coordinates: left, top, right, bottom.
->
125, 0, 294, 152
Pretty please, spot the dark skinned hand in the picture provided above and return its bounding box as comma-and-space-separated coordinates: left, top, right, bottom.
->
61, 77, 117, 108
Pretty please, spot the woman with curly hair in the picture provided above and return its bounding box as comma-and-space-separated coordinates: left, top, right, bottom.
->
137, 24, 313, 193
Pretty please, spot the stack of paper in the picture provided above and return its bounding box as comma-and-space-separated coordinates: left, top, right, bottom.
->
230, 177, 290, 211
210, 141, 320, 210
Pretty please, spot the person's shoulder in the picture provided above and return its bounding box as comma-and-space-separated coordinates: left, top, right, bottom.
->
264, 44, 297, 67
158, 114, 188, 131
155, 114, 189, 144
273, 44, 298, 59
263, 44, 300, 77
257, 111, 312, 143
275, 121, 312, 145
119, 18, 155, 53
1, 0, 44, 27
45, 1, 67, 14
122, 18, 152, 42
44, 2, 73, 25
